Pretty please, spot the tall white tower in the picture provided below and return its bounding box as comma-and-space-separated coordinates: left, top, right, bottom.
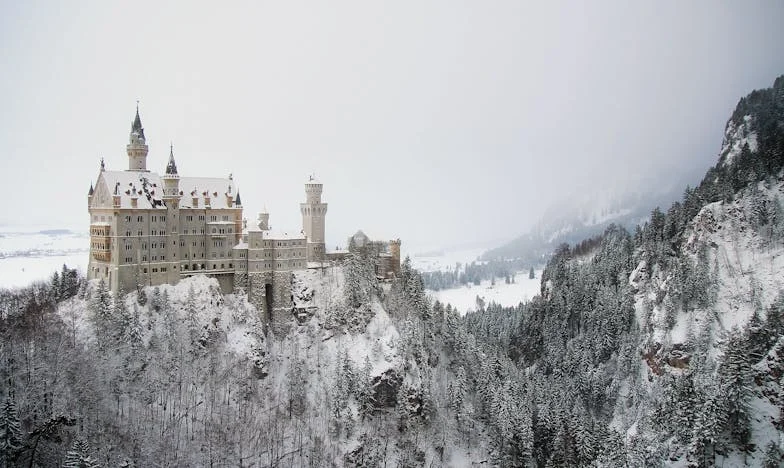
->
127, 104, 149, 171
300, 175, 327, 262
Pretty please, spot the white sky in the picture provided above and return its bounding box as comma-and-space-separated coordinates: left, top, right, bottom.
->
1, 1, 783, 252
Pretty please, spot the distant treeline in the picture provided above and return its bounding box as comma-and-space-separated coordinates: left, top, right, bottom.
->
421, 258, 532, 290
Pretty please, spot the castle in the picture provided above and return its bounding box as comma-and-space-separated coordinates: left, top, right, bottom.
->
87, 107, 400, 322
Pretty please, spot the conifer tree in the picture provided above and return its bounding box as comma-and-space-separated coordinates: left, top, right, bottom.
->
0, 397, 22, 468
718, 328, 753, 448
63, 439, 100, 468
356, 356, 374, 421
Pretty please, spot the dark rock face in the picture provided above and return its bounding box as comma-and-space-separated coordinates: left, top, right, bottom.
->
371, 369, 402, 408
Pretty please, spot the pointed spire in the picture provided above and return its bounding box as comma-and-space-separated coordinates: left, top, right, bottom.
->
235, 191, 242, 206
130, 101, 146, 143
165, 142, 178, 175
100, 157, 105, 172
88, 182, 94, 196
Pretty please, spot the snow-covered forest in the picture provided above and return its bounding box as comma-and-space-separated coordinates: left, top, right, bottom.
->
3, 78, 784, 467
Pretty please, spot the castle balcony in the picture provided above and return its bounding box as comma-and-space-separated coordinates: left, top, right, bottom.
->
90, 223, 112, 262
90, 223, 111, 237
92, 251, 111, 262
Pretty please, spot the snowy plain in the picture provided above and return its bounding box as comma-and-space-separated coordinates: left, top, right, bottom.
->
0, 227, 89, 288
411, 247, 543, 314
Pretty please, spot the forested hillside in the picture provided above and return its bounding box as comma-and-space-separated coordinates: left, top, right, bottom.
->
1, 77, 784, 467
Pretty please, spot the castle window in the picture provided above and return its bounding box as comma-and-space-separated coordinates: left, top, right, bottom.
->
142, 256, 147, 261
184, 265, 188, 270
138, 216, 143, 222
161, 255, 165, 261
199, 215, 205, 221
143, 268, 147, 273
229, 263, 233, 268
125, 215, 131, 222
186, 216, 193, 222
222, 215, 229, 221
212, 265, 216, 270
152, 268, 158, 273
152, 216, 157, 222
138, 230, 143, 236
210, 216, 217, 222
193, 264, 197, 270
221, 264, 225, 269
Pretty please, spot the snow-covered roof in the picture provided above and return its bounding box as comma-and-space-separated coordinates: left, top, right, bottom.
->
93, 172, 237, 211
233, 241, 248, 250
98, 171, 165, 209
261, 230, 305, 240
179, 177, 236, 209
247, 229, 306, 240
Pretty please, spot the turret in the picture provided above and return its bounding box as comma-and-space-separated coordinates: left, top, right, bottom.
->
127, 103, 149, 171
389, 239, 402, 276
300, 175, 328, 262
258, 210, 270, 230
161, 143, 180, 200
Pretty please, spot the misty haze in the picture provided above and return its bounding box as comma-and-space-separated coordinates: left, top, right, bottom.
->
2, 1, 784, 467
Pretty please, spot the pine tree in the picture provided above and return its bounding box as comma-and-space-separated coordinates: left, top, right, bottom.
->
529, 267, 535, 280
718, 328, 753, 448
0, 397, 22, 468
448, 366, 467, 424
89, 279, 114, 349
63, 438, 100, 468
356, 356, 375, 421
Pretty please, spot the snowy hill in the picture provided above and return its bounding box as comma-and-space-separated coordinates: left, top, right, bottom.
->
482, 177, 695, 265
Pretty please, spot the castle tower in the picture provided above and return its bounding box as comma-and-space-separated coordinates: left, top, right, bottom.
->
389, 239, 402, 276
258, 210, 270, 230
300, 175, 327, 262
162, 144, 181, 283
127, 104, 149, 171
161, 143, 180, 198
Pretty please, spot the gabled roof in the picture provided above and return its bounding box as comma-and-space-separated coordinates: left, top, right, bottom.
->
95, 170, 165, 209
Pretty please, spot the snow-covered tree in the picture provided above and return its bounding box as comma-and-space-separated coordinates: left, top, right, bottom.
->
63, 439, 100, 468
0, 397, 22, 468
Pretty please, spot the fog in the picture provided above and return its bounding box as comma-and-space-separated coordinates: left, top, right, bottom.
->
1, 1, 783, 252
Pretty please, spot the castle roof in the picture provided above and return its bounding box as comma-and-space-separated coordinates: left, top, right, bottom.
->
130, 105, 146, 143
98, 170, 165, 209
165, 144, 178, 175
179, 176, 237, 209
93, 171, 236, 210
247, 228, 306, 240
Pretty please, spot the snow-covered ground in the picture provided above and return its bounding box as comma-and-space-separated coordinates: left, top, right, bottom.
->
411, 246, 543, 314
0, 227, 89, 288
409, 247, 486, 273
428, 270, 543, 314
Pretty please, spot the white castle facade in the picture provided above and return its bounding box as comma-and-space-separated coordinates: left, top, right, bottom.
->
87, 107, 400, 323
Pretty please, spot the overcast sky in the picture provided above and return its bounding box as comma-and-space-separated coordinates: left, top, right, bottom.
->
1, 1, 783, 252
